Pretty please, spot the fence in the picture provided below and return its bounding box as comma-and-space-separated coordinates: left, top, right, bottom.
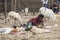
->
0, 0, 60, 24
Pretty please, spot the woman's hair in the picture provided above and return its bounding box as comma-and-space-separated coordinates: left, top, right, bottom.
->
38, 14, 44, 19
12, 25, 17, 28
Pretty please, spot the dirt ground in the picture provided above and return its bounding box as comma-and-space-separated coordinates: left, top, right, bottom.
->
0, 13, 60, 40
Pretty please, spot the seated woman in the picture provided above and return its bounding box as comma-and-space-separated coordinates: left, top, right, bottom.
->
25, 14, 45, 31
51, 1, 59, 13
53, 1, 59, 13
10, 25, 18, 34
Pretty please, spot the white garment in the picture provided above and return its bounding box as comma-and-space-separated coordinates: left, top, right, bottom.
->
41, 0, 48, 4
25, 8, 28, 14
25, 8, 28, 12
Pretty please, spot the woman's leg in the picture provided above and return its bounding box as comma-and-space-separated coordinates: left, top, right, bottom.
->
25, 22, 33, 31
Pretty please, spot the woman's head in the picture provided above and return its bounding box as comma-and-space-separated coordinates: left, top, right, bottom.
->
12, 25, 17, 29
38, 14, 44, 19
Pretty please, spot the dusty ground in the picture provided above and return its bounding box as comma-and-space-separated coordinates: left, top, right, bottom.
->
0, 13, 60, 40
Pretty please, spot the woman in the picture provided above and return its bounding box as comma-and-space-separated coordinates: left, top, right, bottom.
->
25, 14, 44, 31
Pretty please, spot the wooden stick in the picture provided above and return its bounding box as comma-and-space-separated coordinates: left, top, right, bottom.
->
19, 0, 20, 12
15, 0, 17, 11
11, 0, 13, 11
52, 0, 53, 10
4, 0, 7, 23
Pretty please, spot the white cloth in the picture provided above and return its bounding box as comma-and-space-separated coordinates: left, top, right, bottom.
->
0, 28, 12, 34
17, 27, 26, 35
19, 27, 25, 31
